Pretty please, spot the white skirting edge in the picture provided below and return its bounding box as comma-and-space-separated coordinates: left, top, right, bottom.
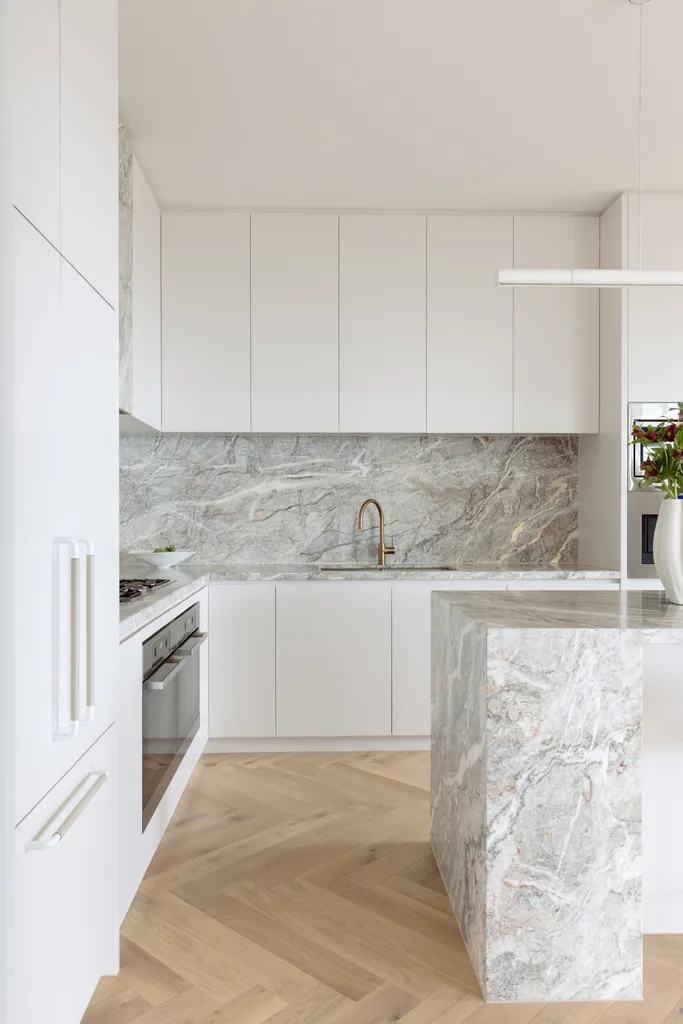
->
644, 892, 683, 934
142, 728, 208, 873
205, 736, 431, 753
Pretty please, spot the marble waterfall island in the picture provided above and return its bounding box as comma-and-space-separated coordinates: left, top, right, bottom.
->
431, 590, 683, 1004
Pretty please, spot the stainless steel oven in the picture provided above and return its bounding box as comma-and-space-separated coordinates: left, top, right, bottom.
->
627, 402, 681, 578
142, 603, 207, 829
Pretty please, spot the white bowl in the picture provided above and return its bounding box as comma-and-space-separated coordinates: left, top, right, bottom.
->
129, 550, 195, 569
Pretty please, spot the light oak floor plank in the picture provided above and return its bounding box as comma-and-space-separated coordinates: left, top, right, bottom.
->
83, 753, 683, 1024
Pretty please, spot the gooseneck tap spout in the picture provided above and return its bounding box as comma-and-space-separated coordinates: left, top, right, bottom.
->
357, 498, 396, 568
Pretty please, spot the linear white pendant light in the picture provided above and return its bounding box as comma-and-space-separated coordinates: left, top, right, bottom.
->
498, 0, 683, 288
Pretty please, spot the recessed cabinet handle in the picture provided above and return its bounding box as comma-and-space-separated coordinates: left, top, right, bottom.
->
26, 772, 108, 852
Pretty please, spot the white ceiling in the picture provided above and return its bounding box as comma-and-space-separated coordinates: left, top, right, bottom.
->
119, 0, 683, 214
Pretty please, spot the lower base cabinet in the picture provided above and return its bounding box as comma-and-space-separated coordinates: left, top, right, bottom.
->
209, 584, 276, 738
276, 583, 392, 737
13, 725, 118, 1024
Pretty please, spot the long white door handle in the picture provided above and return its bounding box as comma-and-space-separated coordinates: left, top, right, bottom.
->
73, 538, 95, 722
25, 772, 108, 851
54, 537, 81, 739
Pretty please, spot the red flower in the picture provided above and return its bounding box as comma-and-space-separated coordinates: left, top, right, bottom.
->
665, 424, 677, 442
648, 431, 659, 441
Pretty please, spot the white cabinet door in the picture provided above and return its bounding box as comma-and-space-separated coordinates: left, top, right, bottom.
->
162, 212, 251, 432
251, 213, 339, 433
209, 585, 276, 738
391, 582, 507, 737
427, 215, 513, 433
340, 215, 426, 433
628, 195, 683, 401
12, 214, 64, 822
505, 580, 618, 591
130, 158, 162, 429
118, 635, 143, 924
276, 583, 392, 737
9, 0, 60, 248
513, 216, 599, 433
60, 0, 118, 305
13, 725, 118, 1024
59, 263, 119, 776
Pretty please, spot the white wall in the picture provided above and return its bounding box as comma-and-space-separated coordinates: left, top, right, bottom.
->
578, 196, 626, 572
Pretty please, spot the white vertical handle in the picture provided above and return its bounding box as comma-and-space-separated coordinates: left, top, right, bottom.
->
54, 537, 81, 739
73, 539, 95, 722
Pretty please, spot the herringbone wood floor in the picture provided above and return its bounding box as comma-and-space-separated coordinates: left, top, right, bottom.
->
83, 753, 683, 1024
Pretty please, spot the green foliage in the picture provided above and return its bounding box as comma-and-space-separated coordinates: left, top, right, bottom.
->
629, 404, 683, 499
153, 544, 176, 553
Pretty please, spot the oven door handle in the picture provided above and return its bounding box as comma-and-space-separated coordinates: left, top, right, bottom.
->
144, 657, 183, 691
175, 632, 208, 657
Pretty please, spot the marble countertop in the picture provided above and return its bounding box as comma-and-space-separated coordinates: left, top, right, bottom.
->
119, 563, 620, 641
434, 588, 683, 632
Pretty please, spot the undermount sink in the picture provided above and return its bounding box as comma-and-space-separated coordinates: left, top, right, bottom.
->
317, 564, 455, 572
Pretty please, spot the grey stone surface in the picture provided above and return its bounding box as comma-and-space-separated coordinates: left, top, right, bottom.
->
120, 433, 580, 565
119, 122, 133, 413
430, 590, 667, 1002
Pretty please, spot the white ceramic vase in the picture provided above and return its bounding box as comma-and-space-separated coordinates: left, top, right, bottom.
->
653, 497, 683, 604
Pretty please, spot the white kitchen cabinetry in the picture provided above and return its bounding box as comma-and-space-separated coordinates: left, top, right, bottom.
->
13, 725, 118, 1024
162, 212, 250, 432
391, 582, 507, 736
427, 215, 513, 433
209, 585, 276, 738
58, 262, 119, 776
627, 195, 683, 402
12, 213, 64, 818
505, 580, 618, 591
12, 213, 119, 824
128, 158, 162, 429
9, 0, 61, 247
340, 214, 426, 433
251, 214, 339, 433
60, 0, 118, 305
276, 583, 392, 736
513, 216, 599, 433
118, 634, 143, 924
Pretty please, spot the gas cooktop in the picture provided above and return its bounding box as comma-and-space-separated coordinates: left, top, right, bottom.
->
119, 578, 172, 604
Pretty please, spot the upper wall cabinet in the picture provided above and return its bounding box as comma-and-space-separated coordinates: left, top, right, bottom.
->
162, 212, 251, 432
9, 0, 61, 248
627, 195, 683, 402
427, 215, 513, 433
129, 158, 162, 429
513, 216, 599, 433
340, 214, 427, 433
60, 0, 118, 306
251, 214, 339, 433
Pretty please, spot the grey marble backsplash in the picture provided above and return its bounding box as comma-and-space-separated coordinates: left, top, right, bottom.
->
119, 434, 578, 565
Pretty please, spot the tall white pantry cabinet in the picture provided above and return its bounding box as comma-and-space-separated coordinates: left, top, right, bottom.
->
5, 2, 120, 1022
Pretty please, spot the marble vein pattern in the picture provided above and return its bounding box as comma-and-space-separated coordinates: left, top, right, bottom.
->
119, 434, 579, 565
119, 566, 619, 641
118, 122, 133, 414
431, 591, 651, 1003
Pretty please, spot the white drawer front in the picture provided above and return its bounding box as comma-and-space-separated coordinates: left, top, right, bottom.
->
13, 725, 118, 1024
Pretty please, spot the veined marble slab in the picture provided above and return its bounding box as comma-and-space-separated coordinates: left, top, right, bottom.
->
120, 433, 580, 565
431, 590, 683, 1003
119, 564, 619, 640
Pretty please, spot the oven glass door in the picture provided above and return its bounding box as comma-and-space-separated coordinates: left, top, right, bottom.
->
142, 657, 182, 828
